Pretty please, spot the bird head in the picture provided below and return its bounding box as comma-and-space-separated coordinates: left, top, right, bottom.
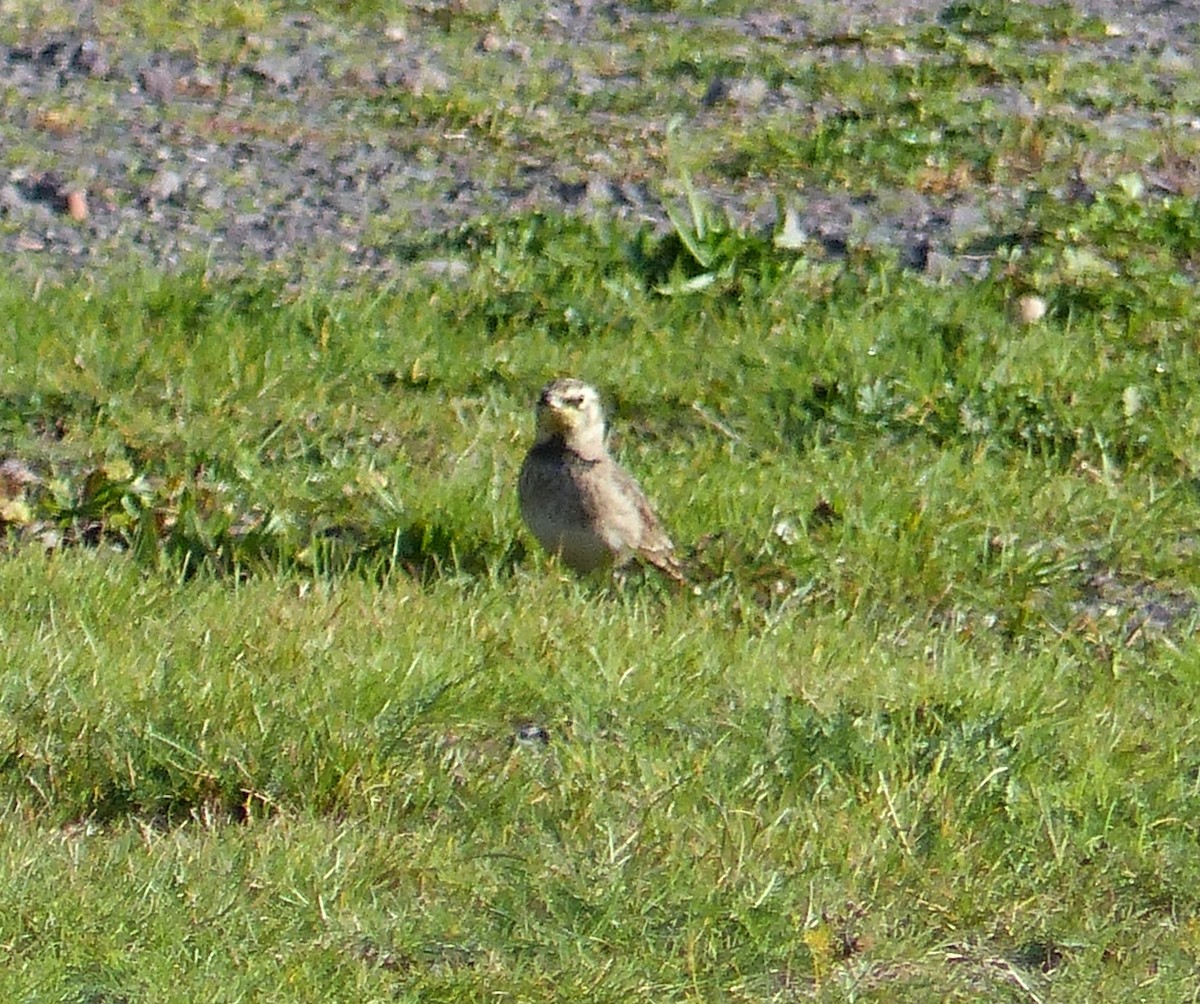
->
534, 378, 606, 455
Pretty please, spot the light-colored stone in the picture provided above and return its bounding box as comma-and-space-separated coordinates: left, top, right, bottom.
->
1015, 294, 1047, 325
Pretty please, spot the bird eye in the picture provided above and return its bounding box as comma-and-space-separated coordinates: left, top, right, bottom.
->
563, 395, 585, 408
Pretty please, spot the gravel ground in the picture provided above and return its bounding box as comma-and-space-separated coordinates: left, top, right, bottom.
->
1, 1, 1197, 284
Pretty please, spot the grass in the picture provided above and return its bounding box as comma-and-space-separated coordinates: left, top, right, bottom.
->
5, 550, 1200, 999
4, 211, 1200, 1000
4, 0, 1200, 1000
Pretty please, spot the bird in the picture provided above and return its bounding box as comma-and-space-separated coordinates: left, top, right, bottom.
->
518, 377, 685, 582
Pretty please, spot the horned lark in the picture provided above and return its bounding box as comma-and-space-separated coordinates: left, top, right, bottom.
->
518, 378, 685, 581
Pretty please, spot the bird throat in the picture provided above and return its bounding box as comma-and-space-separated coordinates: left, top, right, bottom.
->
536, 434, 604, 466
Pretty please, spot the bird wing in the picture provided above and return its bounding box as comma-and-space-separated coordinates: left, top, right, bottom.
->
609, 463, 686, 582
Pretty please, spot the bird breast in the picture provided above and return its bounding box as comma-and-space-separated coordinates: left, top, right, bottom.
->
518, 446, 631, 572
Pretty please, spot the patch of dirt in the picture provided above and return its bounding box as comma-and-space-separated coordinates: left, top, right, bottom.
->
0, 1, 1195, 283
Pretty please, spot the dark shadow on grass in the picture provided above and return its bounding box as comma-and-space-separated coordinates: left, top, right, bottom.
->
2, 456, 526, 586
306, 518, 528, 585
0, 389, 101, 441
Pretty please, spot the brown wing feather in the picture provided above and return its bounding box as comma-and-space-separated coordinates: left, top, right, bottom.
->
610, 464, 686, 582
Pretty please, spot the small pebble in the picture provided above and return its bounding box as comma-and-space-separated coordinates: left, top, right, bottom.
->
137, 63, 176, 102
729, 77, 769, 108
147, 169, 184, 204
71, 39, 109, 77
66, 189, 88, 220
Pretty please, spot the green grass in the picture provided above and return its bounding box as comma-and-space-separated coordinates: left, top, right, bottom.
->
4, 208, 1200, 999
5, 0, 1200, 999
